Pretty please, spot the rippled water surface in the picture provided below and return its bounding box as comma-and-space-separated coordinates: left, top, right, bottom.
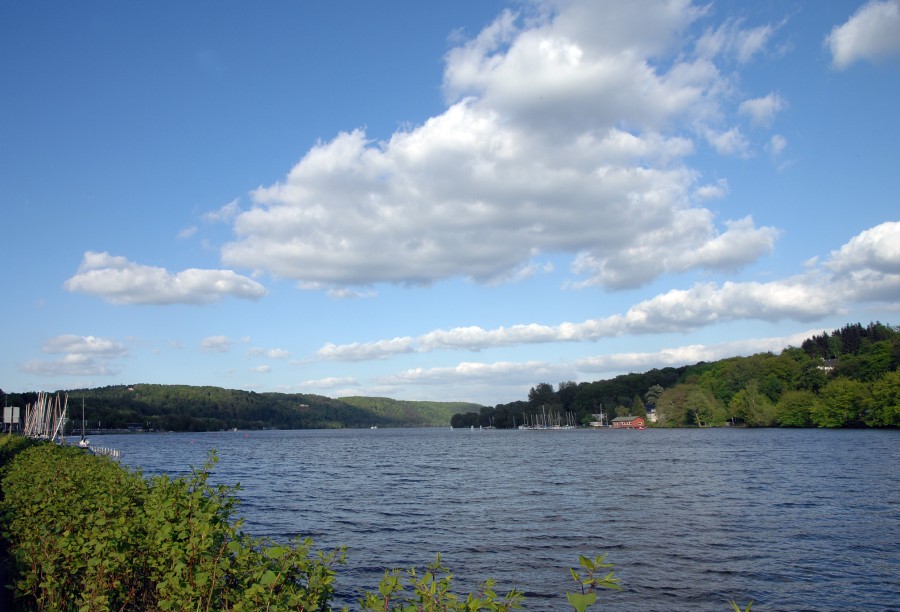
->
101, 427, 899, 610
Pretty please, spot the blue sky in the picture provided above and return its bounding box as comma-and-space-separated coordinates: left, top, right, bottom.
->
3, 0, 899, 406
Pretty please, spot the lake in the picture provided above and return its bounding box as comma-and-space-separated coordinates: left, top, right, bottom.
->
96, 427, 899, 611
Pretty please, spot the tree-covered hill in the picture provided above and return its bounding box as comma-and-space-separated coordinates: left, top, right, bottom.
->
0, 384, 481, 432
338, 396, 481, 428
452, 322, 900, 429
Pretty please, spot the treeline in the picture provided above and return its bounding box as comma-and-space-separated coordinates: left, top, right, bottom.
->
452, 322, 900, 429
0, 385, 480, 432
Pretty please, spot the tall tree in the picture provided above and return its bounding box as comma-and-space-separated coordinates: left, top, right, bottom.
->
812, 378, 871, 427
631, 395, 647, 418
643, 384, 664, 408
527, 383, 556, 408
728, 380, 776, 427
775, 390, 817, 427
868, 369, 900, 427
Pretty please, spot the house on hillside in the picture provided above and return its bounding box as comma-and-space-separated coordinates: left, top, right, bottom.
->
611, 416, 646, 429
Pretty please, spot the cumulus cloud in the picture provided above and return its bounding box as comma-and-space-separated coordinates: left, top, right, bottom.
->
251, 365, 272, 374
703, 126, 750, 156
298, 377, 358, 390
826, 0, 900, 69
64, 251, 266, 305
200, 336, 234, 353
826, 221, 900, 302
384, 361, 564, 388
316, 276, 832, 361
570, 215, 778, 289
41, 335, 128, 357
220, 0, 781, 292
317, 337, 416, 361
694, 178, 729, 200
19, 334, 128, 377
738, 92, 786, 127
314, 222, 900, 361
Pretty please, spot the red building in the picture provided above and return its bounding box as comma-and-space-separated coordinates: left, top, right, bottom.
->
611, 416, 646, 429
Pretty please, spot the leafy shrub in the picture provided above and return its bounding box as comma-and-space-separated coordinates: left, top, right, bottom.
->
1, 445, 343, 610
0, 435, 39, 471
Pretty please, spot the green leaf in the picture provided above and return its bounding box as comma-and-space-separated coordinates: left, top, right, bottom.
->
567, 591, 597, 612
577, 554, 594, 571
260, 569, 277, 586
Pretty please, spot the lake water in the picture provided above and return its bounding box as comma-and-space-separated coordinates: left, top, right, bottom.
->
95, 427, 899, 611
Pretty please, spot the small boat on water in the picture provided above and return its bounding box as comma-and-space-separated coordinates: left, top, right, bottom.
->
77, 398, 90, 449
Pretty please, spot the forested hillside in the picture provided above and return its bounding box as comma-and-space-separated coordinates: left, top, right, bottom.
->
452, 322, 900, 429
339, 396, 480, 428
0, 385, 478, 432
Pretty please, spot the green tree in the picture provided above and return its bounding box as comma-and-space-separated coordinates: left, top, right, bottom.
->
631, 395, 647, 419
528, 383, 556, 408
812, 378, 871, 427
655, 384, 724, 427
868, 368, 900, 426
775, 390, 817, 427
728, 380, 776, 427
643, 384, 664, 408
797, 361, 829, 392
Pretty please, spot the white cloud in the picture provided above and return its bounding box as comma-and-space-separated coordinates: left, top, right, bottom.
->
201, 336, 233, 353
767, 134, 788, 157
694, 178, 729, 200
826, 0, 900, 69
65, 251, 266, 305
20, 354, 116, 377
828, 221, 900, 274
178, 225, 198, 239
220, 1, 781, 292
703, 126, 750, 156
315, 276, 833, 362
569, 215, 778, 289
19, 334, 128, 377
384, 360, 564, 387
317, 337, 416, 361
326, 287, 378, 299
738, 93, 786, 127
252, 365, 272, 374
299, 377, 358, 390
203, 199, 241, 223
826, 221, 900, 302
41, 335, 128, 357
312, 222, 900, 362
248, 347, 291, 359
696, 19, 777, 64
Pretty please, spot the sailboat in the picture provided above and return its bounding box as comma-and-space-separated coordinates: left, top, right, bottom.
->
78, 398, 90, 449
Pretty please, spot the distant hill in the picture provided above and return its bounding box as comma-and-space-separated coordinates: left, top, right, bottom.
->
339, 396, 482, 427
1, 384, 482, 433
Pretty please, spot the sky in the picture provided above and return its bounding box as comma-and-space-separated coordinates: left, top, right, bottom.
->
2, 0, 899, 406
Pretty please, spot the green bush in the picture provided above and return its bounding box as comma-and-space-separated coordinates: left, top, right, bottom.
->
1, 445, 343, 610
0, 435, 39, 471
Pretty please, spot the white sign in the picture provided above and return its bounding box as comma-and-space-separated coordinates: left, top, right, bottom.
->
3, 406, 20, 424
